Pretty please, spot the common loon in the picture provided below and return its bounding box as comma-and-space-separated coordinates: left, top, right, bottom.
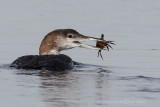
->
10, 29, 110, 71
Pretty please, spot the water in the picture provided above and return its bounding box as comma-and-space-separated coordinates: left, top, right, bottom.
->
0, 0, 160, 107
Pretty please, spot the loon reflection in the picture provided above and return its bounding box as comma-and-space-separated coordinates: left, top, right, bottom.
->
10, 29, 108, 71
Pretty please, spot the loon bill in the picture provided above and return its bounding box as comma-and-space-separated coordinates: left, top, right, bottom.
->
10, 29, 114, 71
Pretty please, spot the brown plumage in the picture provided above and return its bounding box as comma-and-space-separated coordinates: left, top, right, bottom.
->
39, 29, 80, 55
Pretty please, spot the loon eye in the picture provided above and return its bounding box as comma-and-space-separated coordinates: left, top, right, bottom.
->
68, 34, 73, 38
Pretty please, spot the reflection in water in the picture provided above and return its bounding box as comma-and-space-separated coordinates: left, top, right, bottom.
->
95, 73, 110, 106
40, 72, 78, 107
39, 70, 111, 107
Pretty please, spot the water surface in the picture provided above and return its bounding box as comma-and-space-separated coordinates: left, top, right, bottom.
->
0, 0, 160, 107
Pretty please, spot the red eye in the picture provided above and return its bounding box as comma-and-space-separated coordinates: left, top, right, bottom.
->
68, 35, 73, 38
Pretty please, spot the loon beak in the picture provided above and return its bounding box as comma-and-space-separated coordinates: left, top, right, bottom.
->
73, 34, 106, 50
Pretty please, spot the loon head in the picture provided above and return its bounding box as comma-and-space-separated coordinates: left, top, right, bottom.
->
39, 29, 104, 55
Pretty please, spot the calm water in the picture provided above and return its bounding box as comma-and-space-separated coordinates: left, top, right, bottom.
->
0, 0, 160, 107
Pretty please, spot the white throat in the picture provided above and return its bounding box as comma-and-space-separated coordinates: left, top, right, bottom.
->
50, 50, 60, 55
41, 49, 60, 55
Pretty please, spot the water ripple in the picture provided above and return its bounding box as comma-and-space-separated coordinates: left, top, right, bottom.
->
137, 88, 160, 93
118, 75, 160, 81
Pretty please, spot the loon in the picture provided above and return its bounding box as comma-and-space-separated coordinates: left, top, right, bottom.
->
10, 29, 107, 71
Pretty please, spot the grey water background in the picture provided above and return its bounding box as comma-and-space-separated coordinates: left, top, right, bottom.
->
0, 0, 160, 107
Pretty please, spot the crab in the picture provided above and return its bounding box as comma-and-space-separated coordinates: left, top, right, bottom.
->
96, 34, 115, 59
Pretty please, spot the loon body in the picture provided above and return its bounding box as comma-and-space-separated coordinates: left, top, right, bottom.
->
10, 29, 105, 71
10, 54, 73, 71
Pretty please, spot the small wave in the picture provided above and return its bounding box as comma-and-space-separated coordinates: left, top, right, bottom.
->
0, 62, 111, 76
0, 64, 11, 69
137, 88, 160, 93
74, 61, 109, 70
115, 49, 160, 51
118, 75, 160, 81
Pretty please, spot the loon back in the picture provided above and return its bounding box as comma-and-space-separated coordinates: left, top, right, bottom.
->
10, 54, 73, 71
